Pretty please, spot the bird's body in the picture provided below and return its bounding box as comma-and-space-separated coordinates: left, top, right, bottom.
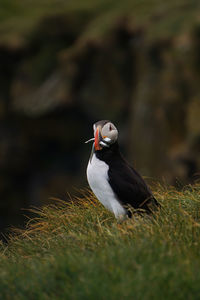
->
87, 150, 126, 218
86, 120, 160, 219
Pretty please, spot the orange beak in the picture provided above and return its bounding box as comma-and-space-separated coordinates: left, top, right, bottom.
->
94, 127, 102, 151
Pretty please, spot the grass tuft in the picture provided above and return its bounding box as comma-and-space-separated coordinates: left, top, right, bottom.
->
1, 184, 200, 299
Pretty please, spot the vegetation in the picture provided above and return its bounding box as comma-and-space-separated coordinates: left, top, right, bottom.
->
1, 0, 200, 45
0, 184, 200, 299
0, 2, 200, 298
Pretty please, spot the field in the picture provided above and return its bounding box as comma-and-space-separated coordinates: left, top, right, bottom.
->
0, 183, 200, 299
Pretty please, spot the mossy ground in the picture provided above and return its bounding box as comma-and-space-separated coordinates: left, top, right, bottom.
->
0, 184, 200, 299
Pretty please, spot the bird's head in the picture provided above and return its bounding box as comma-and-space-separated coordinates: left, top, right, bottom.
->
85, 120, 118, 151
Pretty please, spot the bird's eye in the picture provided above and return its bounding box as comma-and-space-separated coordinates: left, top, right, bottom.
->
109, 124, 112, 131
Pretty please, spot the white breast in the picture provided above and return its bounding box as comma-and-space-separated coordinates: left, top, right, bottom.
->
87, 153, 126, 218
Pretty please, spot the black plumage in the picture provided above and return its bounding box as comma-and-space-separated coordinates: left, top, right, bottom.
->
95, 141, 160, 215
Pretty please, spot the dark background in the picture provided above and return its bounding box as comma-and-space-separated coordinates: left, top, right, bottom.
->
0, 0, 200, 234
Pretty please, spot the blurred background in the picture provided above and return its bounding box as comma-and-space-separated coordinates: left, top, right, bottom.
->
0, 0, 200, 235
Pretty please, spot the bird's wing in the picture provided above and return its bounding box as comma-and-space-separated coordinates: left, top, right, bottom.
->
108, 160, 158, 211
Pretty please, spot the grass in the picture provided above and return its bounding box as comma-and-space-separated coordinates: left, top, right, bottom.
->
0, 183, 200, 299
1, 0, 200, 46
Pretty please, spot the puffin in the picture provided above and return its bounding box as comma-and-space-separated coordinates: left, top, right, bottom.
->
86, 120, 160, 219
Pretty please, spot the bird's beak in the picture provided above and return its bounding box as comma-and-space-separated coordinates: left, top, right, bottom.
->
94, 126, 103, 151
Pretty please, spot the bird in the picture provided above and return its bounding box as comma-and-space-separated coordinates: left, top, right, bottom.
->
86, 120, 160, 220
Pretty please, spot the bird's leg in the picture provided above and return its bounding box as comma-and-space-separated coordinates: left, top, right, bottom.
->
116, 214, 127, 224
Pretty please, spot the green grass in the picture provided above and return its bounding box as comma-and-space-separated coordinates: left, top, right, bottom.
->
1, 0, 200, 45
0, 184, 200, 299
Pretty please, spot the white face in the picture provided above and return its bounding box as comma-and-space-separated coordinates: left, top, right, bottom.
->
93, 121, 118, 149
101, 122, 118, 144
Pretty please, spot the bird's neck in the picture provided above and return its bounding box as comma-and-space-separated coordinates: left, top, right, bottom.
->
95, 142, 122, 164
